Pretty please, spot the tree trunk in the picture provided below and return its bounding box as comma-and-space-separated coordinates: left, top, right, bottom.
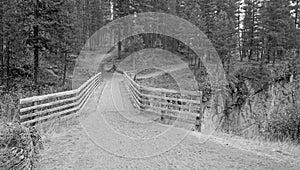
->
295, 1, 299, 28
272, 49, 276, 66
0, 35, 3, 86
267, 49, 270, 64
6, 41, 10, 89
117, 29, 121, 63
33, 25, 39, 86
256, 45, 260, 61
260, 36, 267, 66
237, 4, 242, 62
62, 53, 67, 86
249, 8, 255, 62
34, 0, 39, 86
0, 4, 3, 86
169, 0, 178, 53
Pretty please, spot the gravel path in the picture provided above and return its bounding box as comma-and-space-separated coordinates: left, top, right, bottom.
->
136, 63, 187, 79
38, 74, 299, 170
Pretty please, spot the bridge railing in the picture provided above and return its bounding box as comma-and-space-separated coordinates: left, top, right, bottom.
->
19, 72, 104, 126
123, 71, 203, 124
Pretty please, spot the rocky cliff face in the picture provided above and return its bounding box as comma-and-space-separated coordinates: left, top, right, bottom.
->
202, 76, 300, 141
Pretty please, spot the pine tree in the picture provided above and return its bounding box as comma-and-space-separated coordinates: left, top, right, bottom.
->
213, 10, 237, 72
0, 1, 4, 85
291, 0, 300, 28
199, 0, 217, 39
16, 0, 75, 86
242, 0, 262, 62
234, 0, 244, 61
261, 0, 298, 64
1, 0, 25, 89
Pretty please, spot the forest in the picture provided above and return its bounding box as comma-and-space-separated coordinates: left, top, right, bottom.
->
0, 0, 300, 156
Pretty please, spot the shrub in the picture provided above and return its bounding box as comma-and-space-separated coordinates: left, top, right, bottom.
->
0, 92, 20, 123
0, 122, 43, 169
266, 104, 300, 143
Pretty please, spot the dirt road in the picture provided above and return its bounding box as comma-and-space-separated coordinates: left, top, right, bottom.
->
38, 74, 299, 170
136, 63, 187, 79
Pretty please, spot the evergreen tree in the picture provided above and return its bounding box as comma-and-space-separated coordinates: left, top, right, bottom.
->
291, 0, 300, 28
261, 0, 298, 64
234, 0, 244, 61
16, 0, 74, 86
213, 10, 237, 72
242, 0, 262, 61
1, 0, 26, 89
199, 0, 217, 39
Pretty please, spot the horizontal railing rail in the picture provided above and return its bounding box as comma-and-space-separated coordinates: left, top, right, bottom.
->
19, 72, 104, 126
123, 71, 203, 124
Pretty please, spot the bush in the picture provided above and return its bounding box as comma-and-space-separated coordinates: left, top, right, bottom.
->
0, 122, 43, 169
0, 93, 20, 123
0, 92, 43, 169
266, 104, 300, 143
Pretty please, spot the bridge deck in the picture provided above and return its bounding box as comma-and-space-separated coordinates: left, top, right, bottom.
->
37, 73, 298, 169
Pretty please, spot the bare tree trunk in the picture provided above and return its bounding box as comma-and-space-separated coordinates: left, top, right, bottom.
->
295, 1, 299, 28
249, 9, 255, 62
256, 45, 260, 61
62, 53, 67, 86
0, 4, 3, 86
261, 36, 268, 66
169, 0, 178, 53
117, 28, 121, 65
34, 0, 39, 86
0, 34, 3, 86
241, 30, 245, 62
6, 41, 10, 89
237, 4, 242, 61
272, 49, 276, 66
33, 25, 39, 86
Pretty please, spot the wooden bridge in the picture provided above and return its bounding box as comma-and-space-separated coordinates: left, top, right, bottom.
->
19, 68, 203, 128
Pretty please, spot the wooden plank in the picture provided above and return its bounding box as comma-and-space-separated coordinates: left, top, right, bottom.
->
19, 72, 101, 105
20, 101, 77, 120
138, 102, 199, 116
124, 73, 202, 113
140, 85, 201, 96
145, 107, 196, 124
124, 72, 140, 88
19, 72, 103, 125
21, 107, 78, 125
123, 80, 143, 110
20, 78, 102, 122
145, 99, 200, 111
77, 74, 100, 94
77, 72, 102, 92
20, 96, 77, 113
77, 79, 101, 111
79, 76, 101, 99
78, 83, 97, 109
129, 83, 143, 98
77, 78, 98, 101
123, 72, 201, 102
20, 89, 77, 105
128, 84, 143, 108
79, 76, 98, 93
141, 93, 202, 105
